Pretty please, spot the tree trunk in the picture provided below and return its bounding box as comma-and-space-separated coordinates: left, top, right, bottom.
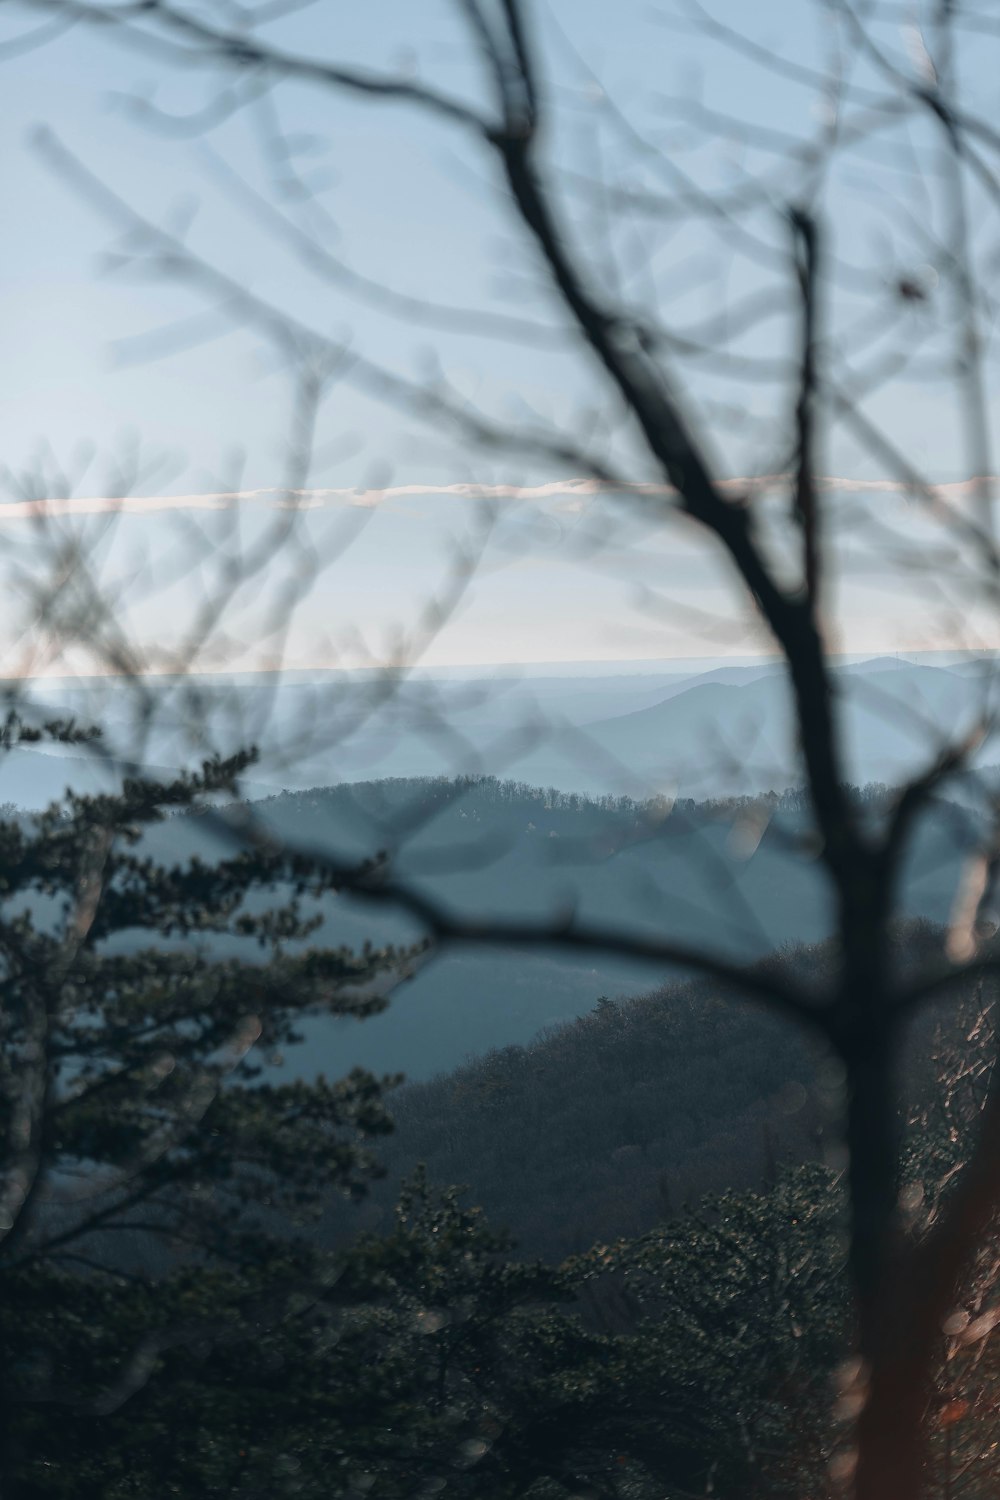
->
845, 1015, 961, 1500
842, 1024, 933, 1500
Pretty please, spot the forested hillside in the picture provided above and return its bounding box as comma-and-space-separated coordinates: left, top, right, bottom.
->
137, 774, 981, 1078
335, 923, 952, 1261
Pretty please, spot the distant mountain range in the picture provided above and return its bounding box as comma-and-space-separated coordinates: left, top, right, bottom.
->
580, 657, 992, 798
5, 653, 997, 805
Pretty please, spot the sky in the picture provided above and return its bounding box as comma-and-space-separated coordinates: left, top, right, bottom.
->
3, 0, 999, 671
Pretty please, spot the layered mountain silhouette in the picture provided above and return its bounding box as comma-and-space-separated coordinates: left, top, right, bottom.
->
7, 654, 993, 804
4, 654, 993, 1079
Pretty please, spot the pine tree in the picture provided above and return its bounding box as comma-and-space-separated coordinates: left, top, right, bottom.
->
0, 719, 419, 1491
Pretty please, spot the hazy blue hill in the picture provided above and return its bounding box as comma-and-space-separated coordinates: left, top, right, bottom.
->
583, 660, 980, 796
585, 677, 789, 792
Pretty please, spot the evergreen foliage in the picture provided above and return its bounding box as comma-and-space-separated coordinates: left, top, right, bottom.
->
10, 1164, 851, 1499
0, 723, 419, 1488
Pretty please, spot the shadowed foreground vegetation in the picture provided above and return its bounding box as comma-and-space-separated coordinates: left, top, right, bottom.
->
1, 737, 994, 1498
